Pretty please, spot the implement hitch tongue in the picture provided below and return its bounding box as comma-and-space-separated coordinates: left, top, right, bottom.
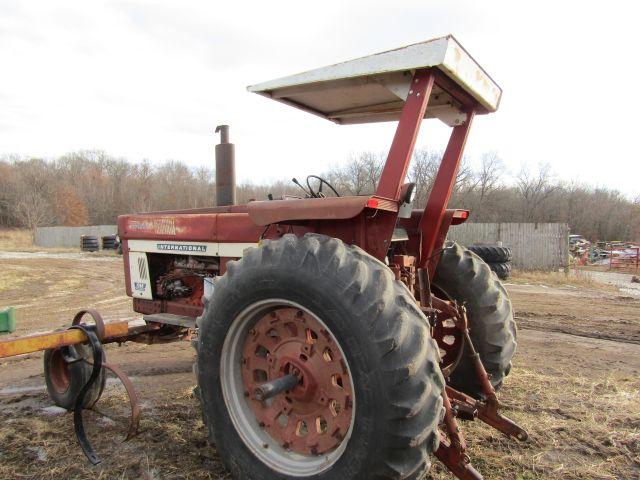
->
0, 309, 141, 465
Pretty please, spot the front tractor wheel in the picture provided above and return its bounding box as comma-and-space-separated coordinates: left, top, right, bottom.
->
197, 234, 445, 479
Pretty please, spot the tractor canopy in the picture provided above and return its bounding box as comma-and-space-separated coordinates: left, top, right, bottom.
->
248, 35, 501, 127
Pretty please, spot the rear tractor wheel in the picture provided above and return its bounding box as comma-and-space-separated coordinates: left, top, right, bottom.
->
434, 242, 517, 399
197, 233, 445, 479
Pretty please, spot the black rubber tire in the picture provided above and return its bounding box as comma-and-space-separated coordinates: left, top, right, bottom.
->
102, 235, 118, 249
488, 262, 511, 280
468, 244, 512, 263
44, 343, 107, 411
81, 235, 100, 252
197, 233, 445, 480
434, 242, 517, 398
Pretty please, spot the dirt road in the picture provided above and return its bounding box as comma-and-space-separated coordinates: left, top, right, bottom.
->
1, 254, 638, 479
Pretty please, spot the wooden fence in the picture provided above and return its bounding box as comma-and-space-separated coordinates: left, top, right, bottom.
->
35, 225, 117, 248
446, 223, 569, 271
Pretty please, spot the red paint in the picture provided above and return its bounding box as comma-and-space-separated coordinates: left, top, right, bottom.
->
119, 69, 481, 312
419, 111, 475, 269
247, 195, 395, 226
375, 69, 435, 200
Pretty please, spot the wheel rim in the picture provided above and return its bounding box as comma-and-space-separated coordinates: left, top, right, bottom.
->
220, 299, 356, 476
48, 348, 71, 393
432, 314, 463, 374
431, 285, 464, 376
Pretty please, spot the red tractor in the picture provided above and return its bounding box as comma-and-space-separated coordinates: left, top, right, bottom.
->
1, 35, 524, 480
117, 35, 522, 479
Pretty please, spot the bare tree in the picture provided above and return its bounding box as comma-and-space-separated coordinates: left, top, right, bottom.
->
515, 163, 558, 221
327, 152, 383, 195
12, 191, 50, 238
1, 151, 638, 242
477, 151, 504, 201
408, 149, 440, 206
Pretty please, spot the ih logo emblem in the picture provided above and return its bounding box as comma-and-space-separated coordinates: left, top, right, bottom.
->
157, 243, 207, 252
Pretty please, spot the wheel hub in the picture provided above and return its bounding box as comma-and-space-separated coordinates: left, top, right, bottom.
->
48, 347, 71, 393
433, 312, 464, 374
241, 307, 353, 455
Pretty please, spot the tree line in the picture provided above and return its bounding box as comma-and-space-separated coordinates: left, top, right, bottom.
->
1, 150, 638, 242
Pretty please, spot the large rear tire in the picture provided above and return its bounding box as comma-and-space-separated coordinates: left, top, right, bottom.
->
434, 242, 517, 398
197, 233, 445, 479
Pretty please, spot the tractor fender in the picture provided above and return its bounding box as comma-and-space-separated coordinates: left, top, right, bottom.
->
246, 195, 397, 226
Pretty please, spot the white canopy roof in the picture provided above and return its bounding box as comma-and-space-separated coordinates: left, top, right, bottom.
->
248, 35, 501, 126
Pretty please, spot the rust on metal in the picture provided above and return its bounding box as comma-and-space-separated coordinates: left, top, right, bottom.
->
215, 125, 236, 207
72, 309, 106, 340
47, 347, 71, 393
445, 307, 529, 442
0, 321, 130, 359
417, 267, 432, 308
434, 437, 483, 480
432, 311, 463, 376
241, 307, 353, 455
446, 387, 528, 441
101, 361, 141, 441
416, 271, 463, 376
442, 388, 466, 453
436, 365, 479, 480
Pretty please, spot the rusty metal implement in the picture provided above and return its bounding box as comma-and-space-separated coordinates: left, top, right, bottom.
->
0, 309, 149, 462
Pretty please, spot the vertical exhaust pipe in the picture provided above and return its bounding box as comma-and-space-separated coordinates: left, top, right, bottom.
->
215, 125, 236, 206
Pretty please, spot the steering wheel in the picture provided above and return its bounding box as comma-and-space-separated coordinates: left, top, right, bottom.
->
306, 175, 341, 198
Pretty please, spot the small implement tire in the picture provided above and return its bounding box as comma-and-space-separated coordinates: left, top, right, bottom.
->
468, 244, 512, 263
197, 233, 445, 479
488, 261, 511, 280
44, 343, 107, 410
434, 242, 516, 398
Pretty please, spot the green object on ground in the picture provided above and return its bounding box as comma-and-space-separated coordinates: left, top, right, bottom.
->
0, 307, 16, 334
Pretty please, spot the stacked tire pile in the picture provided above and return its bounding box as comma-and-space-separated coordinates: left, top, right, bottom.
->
80, 235, 99, 252
101, 235, 119, 250
468, 244, 512, 280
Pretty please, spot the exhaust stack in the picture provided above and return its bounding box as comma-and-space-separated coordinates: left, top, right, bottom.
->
215, 125, 236, 206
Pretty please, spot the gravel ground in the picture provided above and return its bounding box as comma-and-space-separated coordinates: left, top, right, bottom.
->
0, 251, 117, 261
585, 270, 640, 298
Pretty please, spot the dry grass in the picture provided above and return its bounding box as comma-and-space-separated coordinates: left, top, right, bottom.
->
1, 365, 638, 480
0, 228, 34, 250
509, 268, 615, 292
0, 264, 41, 292
0, 382, 229, 480
0, 228, 76, 253
428, 366, 640, 480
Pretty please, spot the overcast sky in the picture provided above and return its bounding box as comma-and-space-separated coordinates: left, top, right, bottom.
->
1, 0, 638, 198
